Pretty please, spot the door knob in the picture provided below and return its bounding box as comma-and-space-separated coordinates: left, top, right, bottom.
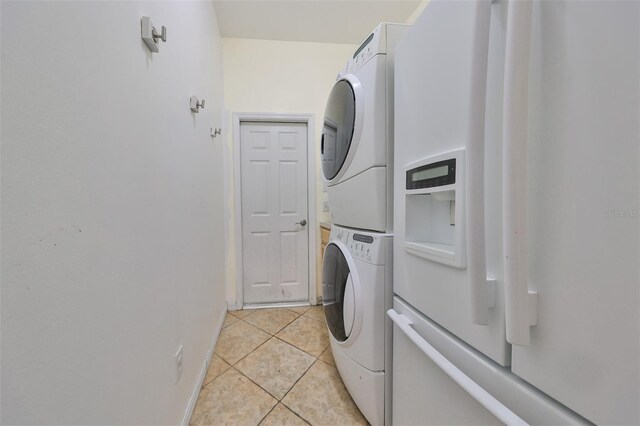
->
296, 219, 307, 227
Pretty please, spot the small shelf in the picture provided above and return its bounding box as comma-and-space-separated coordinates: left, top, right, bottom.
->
404, 241, 455, 261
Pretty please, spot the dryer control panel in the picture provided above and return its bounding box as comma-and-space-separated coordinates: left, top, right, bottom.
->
342, 24, 384, 76
337, 23, 408, 77
331, 225, 390, 265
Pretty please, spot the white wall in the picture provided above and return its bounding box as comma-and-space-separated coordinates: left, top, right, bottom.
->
222, 38, 357, 308
1, 2, 226, 424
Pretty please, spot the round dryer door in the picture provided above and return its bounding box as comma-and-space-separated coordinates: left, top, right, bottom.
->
322, 243, 356, 342
321, 79, 356, 181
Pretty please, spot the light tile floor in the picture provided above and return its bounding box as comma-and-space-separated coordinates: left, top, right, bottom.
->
190, 306, 367, 426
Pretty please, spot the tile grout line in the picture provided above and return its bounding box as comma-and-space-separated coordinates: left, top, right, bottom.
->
234, 334, 318, 402
232, 361, 283, 404
290, 407, 313, 426
216, 311, 276, 364
198, 362, 234, 393
230, 305, 312, 318
204, 308, 330, 425
229, 323, 313, 393
286, 307, 310, 315
228, 350, 314, 425
274, 331, 329, 360
214, 337, 267, 367
275, 308, 334, 422
218, 309, 319, 367
271, 333, 325, 356
196, 362, 309, 426
226, 365, 281, 407
278, 359, 324, 424
280, 357, 347, 426
317, 349, 335, 367
198, 358, 329, 426
231, 307, 321, 335
300, 310, 326, 323
262, 311, 329, 357
230, 310, 305, 367
256, 401, 279, 426
231, 313, 326, 423
300, 307, 327, 325
228, 310, 256, 320
280, 358, 319, 401
229, 332, 274, 368
283, 359, 368, 426
280, 401, 313, 426
200, 356, 231, 390
243, 310, 303, 336
216, 309, 328, 364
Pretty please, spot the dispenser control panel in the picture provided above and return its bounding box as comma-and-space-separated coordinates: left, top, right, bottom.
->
406, 158, 456, 190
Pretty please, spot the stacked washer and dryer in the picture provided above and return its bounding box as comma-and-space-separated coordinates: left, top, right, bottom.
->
320, 23, 406, 426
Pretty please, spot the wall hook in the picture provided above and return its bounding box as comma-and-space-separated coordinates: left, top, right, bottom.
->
190, 96, 205, 113
141, 17, 167, 53
211, 128, 222, 137
152, 26, 167, 43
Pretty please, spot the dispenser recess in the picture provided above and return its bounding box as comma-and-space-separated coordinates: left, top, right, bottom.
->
404, 149, 466, 268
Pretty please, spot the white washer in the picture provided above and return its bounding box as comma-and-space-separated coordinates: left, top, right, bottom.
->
321, 23, 407, 232
322, 225, 393, 425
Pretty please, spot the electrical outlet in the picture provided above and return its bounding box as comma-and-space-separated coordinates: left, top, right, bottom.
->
175, 345, 183, 382
322, 200, 329, 212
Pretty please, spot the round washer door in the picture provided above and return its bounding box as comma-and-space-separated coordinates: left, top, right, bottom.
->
322, 242, 357, 342
342, 273, 355, 337
321, 79, 356, 181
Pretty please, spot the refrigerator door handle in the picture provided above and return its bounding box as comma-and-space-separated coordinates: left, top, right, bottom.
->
467, 0, 494, 326
388, 309, 528, 425
502, 0, 538, 346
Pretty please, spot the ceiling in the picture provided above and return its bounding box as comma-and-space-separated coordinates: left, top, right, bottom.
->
213, 0, 422, 45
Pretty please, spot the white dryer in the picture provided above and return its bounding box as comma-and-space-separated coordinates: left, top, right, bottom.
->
322, 225, 393, 425
321, 23, 407, 232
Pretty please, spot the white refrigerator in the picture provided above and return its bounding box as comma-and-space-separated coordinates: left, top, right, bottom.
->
390, 0, 639, 424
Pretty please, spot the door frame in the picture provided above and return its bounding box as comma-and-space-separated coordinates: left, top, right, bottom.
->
232, 112, 317, 309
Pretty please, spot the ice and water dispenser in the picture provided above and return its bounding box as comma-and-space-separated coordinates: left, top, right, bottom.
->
403, 149, 466, 269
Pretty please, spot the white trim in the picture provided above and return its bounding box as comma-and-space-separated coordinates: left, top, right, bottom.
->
222, 108, 237, 311
242, 302, 312, 310
232, 115, 244, 309
181, 305, 227, 426
307, 115, 318, 305
232, 112, 317, 309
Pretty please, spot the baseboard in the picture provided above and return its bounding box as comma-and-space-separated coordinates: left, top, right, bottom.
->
242, 301, 312, 310
180, 304, 227, 426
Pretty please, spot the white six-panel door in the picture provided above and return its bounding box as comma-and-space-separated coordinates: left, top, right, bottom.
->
240, 122, 309, 304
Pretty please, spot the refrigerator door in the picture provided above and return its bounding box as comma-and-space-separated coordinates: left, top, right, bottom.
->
392, 325, 501, 426
507, 2, 640, 424
394, 0, 510, 365
391, 297, 587, 426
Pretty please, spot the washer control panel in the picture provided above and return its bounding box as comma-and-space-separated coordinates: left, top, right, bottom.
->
331, 225, 388, 265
